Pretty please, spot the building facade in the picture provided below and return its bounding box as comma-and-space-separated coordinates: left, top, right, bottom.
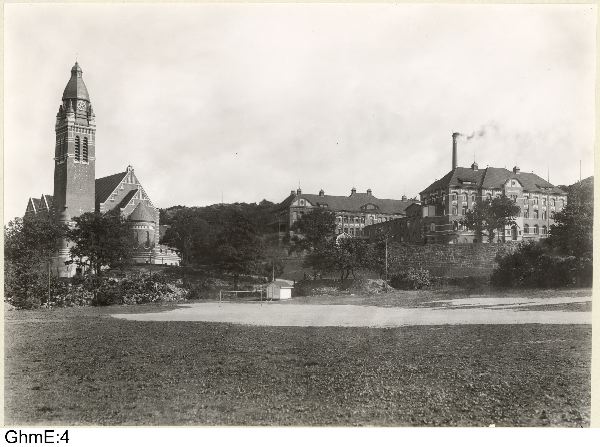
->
25, 62, 180, 274
276, 187, 418, 237
365, 133, 568, 244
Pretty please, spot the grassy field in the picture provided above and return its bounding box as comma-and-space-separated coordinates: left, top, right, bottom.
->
4, 303, 591, 426
289, 287, 592, 308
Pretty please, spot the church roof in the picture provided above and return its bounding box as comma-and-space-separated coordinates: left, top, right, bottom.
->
95, 171, 127, 207
128, 201, 157, 222
117, 189, 138, 209
420, 166, 565, 195
62, 62, 90, 101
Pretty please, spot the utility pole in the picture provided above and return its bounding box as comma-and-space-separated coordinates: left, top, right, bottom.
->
383, 231, 390, 291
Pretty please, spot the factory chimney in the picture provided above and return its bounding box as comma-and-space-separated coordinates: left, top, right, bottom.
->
452, 132, 460, 171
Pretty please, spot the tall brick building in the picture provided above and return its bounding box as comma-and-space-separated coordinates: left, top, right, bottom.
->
25, 62, 180, 275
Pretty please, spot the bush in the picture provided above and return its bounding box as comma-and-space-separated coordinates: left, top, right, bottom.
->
49, 272, 188, 307
390, 268, 432, 290
491, 241, 592, 288
4, 265, 70, 309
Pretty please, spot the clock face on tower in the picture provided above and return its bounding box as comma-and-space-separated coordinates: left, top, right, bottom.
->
77, 100, 86, 111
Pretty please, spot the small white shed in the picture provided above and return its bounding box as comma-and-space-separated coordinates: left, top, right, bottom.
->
266, 279, 294, 300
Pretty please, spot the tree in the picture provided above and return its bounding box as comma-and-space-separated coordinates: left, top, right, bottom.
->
161, 208, 212, 265
290, 208, 337, 253
212, 210, 265, 289
333, 237, 372, 280
4, 215, 66, 308
462, 195, 521, 243
548, 180, 593, 258
67, 212, 135, 303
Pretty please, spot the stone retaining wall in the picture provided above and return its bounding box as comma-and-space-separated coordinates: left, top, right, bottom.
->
388, 243, 517, 278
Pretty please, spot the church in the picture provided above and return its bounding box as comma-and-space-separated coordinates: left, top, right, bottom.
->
25, 62, 180, 275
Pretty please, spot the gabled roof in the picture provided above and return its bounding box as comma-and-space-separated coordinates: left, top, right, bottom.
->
274, 193, 296, 212
480, 167, 564, 194
421, 166, 565, 195
293, 192, 416, 215
41, 194, 54, 211
29, 197, 42, 212
128, 201, 157, 222
95, 171, 127, 207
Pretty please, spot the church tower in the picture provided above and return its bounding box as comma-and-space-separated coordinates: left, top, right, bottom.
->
53, 62, 96, 269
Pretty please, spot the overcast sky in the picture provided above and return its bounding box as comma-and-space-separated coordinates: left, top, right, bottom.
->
4, 3, 597, 222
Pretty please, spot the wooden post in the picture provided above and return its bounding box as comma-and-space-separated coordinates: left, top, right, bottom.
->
47, 260, 51, 308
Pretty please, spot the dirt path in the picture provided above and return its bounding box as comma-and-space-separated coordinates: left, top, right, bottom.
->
112, 296, 591, 327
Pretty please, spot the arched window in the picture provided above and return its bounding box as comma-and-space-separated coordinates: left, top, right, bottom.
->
550, 211, 555, 219
542, 211, 547, 220
74, 136, 81, 161
523, 224, 529, 234
533, 225, 539, 234
430, 223, 436, 232
486, 193, 492, 201
533, 209, 539, 219
524, 210, 529, 219
452, 206, 458, 215
83, 137, 88, 162
461, 193, 467, 202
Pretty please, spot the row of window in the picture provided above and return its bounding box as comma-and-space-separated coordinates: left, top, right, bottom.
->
524, 224, 547, 235
448, 206, 556, 220
336, 227, 363, 236
336, 215, 392, 225
428, 192, 564, 208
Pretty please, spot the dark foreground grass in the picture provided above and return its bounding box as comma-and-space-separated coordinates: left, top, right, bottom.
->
4, 307, 590, 426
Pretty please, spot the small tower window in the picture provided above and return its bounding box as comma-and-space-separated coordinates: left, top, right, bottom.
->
83, 137, 88, 162
75, 136, 81, 161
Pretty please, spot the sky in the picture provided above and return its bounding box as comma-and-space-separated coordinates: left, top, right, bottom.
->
3, 3, 597, 223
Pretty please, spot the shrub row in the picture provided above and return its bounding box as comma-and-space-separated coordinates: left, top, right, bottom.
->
491, 242, 592, 288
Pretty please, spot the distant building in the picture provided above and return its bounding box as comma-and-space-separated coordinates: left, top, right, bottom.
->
25, 62, 180, 274
266, 279, 294, 300
275, 187, 418, 237
365, 133, 567, 244
363, 202, 423, 242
